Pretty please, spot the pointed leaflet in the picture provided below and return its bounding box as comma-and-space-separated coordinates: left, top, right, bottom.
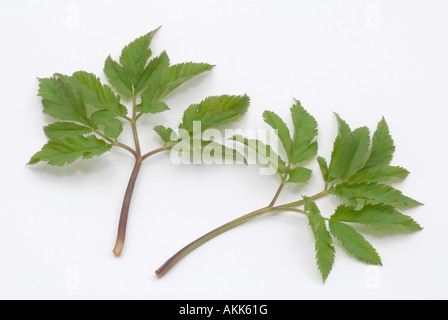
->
349, 165, 409, 183
329, 219, 382, 265
67, 71, 128, 117
329, 182, 422, 208
119, 27, 161, 83
304, 198, 335, 282
153, 125, 177, 145
317, 156, 329, 183
104, 56, 134, 99
201, 140, 246, 164
179, 95, 250, 134
44, 122, 92, 139
135, 51, 170, 94
172, 139, 246, 164
288, 167, 312, 183
232, 135, 288, 174
341, 127, 370, 180
362, 117, 395, 169
328, 114, 351, 180
38, 77, 96, 128
139, 101, 170, 114
290, 100, 318, 164
137, 62, 214, 112
58, 71, 127, 139
28, 135, 111, 166
328, 114, 370, 181
91, 110, 123, 140
262, 111, 293, 160
331, 204, 422, 231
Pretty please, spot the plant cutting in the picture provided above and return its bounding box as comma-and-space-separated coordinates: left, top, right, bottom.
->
28, 27, 250, 257
155, 100, 422, 282
28, 28, 423, 283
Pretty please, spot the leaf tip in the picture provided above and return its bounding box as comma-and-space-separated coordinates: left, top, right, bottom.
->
26, 158, 37, 166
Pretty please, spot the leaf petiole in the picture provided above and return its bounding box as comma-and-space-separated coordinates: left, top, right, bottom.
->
113, 157, 143, 256
155, 206, 275, 278
141, 146, 168, 161
155, 187, 330, 277
112, 146, 168, 257
112, 141, 140, 159
131, 95, 142, 156
278, 189, 329, 209
272, 206, 307, 215
268, 182, 285, 207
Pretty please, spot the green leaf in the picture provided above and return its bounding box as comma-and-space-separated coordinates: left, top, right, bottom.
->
67, 71, 128, 117
202, 140, 246, 164
179, 95, 250, 134
28, 135, 111, 166
153, 125, 177, 144
342, 127, 370, 179
135, 51, 170, 94
329, 219, 382, 265
232, 135, 288, 174
104, 56, 134, 99
140, 62, 214, 105
329, 182, 422, 208
174, 139, 246, 164
262, 111, 293, 160
44, 122, 92, 139
90, 110, 123, 140
57, 71, 126, 139
290, 100, 318, 164
349, 165, 409, 183
119, 27, 161, 83
317, 156, 329, 183
363, 117, 395, 169
38, 77, 96, 128
328, 114, 352, 180
138, 101, 170, 114
328, 115, 370, 181
304, 198, 335, 282
288, 167, 312, 183
331, 204, 422, 231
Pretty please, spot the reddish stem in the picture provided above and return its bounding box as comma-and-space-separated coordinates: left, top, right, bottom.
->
113, 158, 143, 257
112, 147, 167, 257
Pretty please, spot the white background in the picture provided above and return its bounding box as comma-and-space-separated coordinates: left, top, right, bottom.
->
0, 0, 447, 300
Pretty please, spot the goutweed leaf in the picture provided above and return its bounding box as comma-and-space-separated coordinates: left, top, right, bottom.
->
329, 219, 382, 265
28, 135, 111, 166
304, 198, 335, 282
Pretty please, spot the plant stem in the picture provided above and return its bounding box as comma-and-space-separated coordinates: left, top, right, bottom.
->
279, 189, 329, 208
131, 121, 141, 156
155, 206, 275, 278
269, 182, 285, 207
113, 141, 139, 159
271, 206, 306, 215
92, 128, 139, 159
112, 93, 143, 256
131, 96, 142, 156
141, 146, 168, 161
113, 157, 143, 256
112, 146, 169, 257
112, 86, 172, 256
155, 188, 330, 278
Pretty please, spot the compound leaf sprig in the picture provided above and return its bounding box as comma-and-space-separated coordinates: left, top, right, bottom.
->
29, 28, 249, 257
155, 100, 422, 282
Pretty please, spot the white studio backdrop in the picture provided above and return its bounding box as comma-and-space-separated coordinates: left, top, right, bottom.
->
0, 0, 447, 299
